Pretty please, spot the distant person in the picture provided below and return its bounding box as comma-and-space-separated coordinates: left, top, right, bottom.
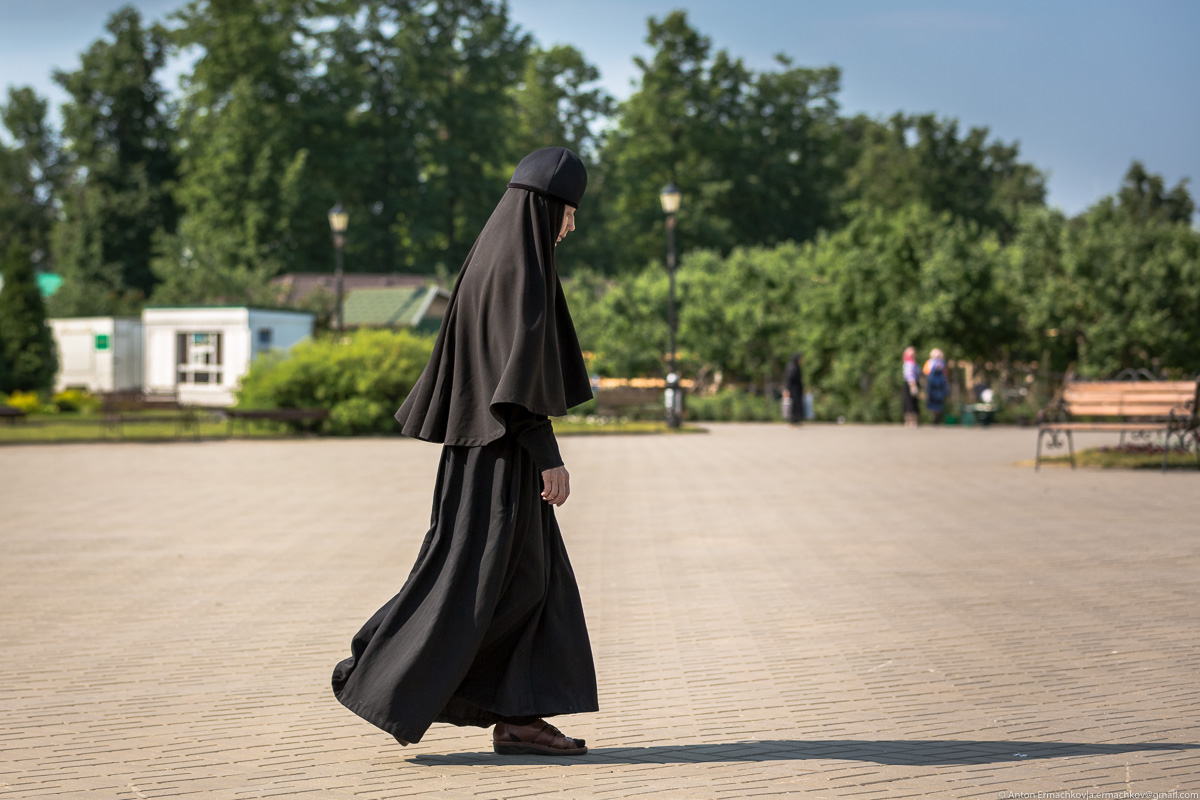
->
972, 371, 996, 427
783, 352, 805, 425
902, 346, 920, 427
331, 148, 596, 756
972, 373, 990, 403
923, 348, 949, 424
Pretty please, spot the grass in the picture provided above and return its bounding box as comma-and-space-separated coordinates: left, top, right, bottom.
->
1030, 445, 1200, 470
551, 418, 706, 436
0, 411, 706, 444
0, 411, 301, 444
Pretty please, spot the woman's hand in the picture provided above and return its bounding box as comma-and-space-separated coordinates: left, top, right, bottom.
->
541, 465, 570, 506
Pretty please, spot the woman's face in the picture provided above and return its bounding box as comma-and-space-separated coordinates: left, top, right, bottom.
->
557, 206, 576, 243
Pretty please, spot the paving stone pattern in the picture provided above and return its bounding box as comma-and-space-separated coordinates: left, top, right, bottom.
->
1, 424, 1197, 799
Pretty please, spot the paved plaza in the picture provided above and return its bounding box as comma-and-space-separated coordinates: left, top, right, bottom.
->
1, 424, 1197, 799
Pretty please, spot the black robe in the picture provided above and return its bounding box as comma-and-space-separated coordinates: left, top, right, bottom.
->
332, 148, 597, 744
784, 357, 805, 424
330, 405, 597, 743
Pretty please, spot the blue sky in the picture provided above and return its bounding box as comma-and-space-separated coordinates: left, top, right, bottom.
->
2, 0, 1197, 217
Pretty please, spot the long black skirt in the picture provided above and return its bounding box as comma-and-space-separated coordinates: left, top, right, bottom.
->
331, 434, 598, 744
902, 384, 920, 415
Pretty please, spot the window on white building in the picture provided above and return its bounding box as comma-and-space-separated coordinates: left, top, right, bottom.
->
176, 332, 223, 385
258, 327, 273, 347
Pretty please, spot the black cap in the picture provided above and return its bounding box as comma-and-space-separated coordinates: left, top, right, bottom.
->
507, 147, 588, 208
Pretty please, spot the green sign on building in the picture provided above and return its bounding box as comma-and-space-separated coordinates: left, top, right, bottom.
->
95, 334, 110, 351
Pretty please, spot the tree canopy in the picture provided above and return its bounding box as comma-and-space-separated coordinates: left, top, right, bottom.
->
0, 240, 59, 394
4, 3, 1196, 410
48, 6, 177, 316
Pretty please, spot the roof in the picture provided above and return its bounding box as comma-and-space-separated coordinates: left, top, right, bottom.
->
343, 286, 449, 328
143, 305, 314, 317
271, 272, 440, 305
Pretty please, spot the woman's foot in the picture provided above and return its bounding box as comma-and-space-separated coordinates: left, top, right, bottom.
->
493, 719, 587, 756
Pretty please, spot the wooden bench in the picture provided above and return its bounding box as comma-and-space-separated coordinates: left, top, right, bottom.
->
595, 386, 664, 419
99, 391, 202, 439
1035, 379, 1200, 471
0, 405, 27, 424
223, 408, 329, 436
101, 390, 182, 413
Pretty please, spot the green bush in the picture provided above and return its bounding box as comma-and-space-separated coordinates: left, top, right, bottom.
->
685, 389, 780, 422
995, 397, 1040, 427
235, 329, 435, 435
328, 397, 390, 436
52, 388, 101, 414
2, 390, 48, 414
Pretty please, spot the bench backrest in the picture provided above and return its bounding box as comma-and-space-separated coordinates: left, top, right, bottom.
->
597, 386, 662, 405
226, 408, 329, 421
101, 391, 182, 413
1062, 380, 1199, 421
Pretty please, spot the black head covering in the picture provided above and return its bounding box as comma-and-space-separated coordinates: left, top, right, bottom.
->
394, 149, 593, 446
506, 147, 588, 208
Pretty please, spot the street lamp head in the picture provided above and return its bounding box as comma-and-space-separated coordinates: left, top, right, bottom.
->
659, 183, 681, 215
328, 203, 349, 234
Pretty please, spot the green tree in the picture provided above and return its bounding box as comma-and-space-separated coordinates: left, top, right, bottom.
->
677, 245, 807, 387
842, 113, 1045, 240
730, 57, 847, 248
1114, 160, 1194, 224
600, 12, 744, 274
314, 0, 544, 276
1006, 163, 1200, 378
0, 87, 63, 272
599, 11, 846, 274
50, 6, 177, 316
512, 44, 613, 159
654, 203, 1015, 421
154, 0, 323, 304
0, 240, 59, 394
400, 0, 530, 274
315, 0, 425, 275
510, 44, 613, 275
566, 266, 671, 378
1077, 164, 1199, 375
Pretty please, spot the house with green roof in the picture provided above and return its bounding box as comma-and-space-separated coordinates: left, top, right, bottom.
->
342, 286, 450, 334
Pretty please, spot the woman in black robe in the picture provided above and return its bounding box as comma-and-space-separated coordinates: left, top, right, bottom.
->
783, 352, 805, 425
332, 147, 597, 756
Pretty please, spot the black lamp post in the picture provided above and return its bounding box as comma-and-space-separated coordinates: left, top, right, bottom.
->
328, 203, 349, 331
659, 183, 682, 428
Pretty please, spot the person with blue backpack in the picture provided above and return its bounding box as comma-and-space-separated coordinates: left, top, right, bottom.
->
923, 348, 949, 424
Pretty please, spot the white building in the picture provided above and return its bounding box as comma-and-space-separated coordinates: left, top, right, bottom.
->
142, 307, 314, 406
49, 317, 144, 393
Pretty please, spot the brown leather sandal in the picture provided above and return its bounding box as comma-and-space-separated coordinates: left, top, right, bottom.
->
493, 719, 587, 756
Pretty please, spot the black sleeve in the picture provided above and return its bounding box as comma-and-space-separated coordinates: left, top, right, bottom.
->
496, 403, 564, 471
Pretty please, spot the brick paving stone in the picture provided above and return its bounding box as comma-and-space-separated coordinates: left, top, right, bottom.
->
1, 424, 1198, 798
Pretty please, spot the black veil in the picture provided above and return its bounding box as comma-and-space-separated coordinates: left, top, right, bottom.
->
394, 184, 592, 446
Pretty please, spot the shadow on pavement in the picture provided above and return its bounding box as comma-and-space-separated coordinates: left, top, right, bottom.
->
411, 739, 1199, 766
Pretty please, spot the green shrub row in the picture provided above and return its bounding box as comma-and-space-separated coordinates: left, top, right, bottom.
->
685, 389, 780, 422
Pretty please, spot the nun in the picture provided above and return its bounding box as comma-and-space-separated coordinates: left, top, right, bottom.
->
783, 352, 805, 425
332, 147, 597, 756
